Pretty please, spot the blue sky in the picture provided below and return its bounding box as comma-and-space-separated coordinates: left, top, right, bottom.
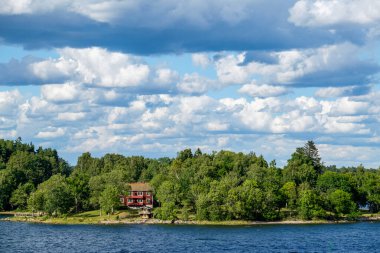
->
1, 0, 380, 168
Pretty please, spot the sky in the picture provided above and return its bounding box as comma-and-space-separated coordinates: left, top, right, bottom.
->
1, 0, 380, 168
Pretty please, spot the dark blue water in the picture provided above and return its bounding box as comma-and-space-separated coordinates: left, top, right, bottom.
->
1, 216, 379, 253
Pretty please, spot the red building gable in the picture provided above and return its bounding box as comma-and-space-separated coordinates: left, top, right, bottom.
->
120, 182, 153, 209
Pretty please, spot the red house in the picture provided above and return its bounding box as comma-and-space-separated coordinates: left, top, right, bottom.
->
120, 182, 153, 209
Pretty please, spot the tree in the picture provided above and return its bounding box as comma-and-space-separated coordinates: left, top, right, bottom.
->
328, 189, 357, 217
27, 174, 74, 215
0, 169, 16, 210
283, 153, 317, 186
177, 149, 193, 162
10, 183, 35, 210
88, 170, 129, 209
67, 171, 90, 212
281, 181, 297, 210
302, 141, 322, 174
361, 172, 380, 213
99, 185, 120, 215
298, 189, 325, 220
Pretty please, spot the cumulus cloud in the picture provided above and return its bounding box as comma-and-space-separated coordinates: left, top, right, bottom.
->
315, 85, 372, 98
2, 84, 380, 167
33, 47, 150, 88
192, 53, 211, 68
289, 0, 380, 27
2, 1, 380, 169
0, 90, 22, 116
0, 56, 44, 85
0, 1, 341, 54
154, 68, 179, 85
41, 83, 81, 103
36, 127, 66, 139
176, 73, 215, 95
0, 0, 255, 25
320, 97, 369, 116
239, 82, 288, 98
57, 112, 86, 121
215, 43, 379, 87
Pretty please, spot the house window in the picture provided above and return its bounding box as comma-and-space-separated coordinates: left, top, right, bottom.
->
137, 199, 143, 203
120, 198, 124, 204
146, 198, 151, 203
128, 199, 133, 203
138, 191, 143, 196
146, 192, 151, 196
128, 191, 132, 196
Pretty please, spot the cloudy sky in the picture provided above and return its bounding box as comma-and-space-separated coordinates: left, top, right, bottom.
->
1, 0, 380, 167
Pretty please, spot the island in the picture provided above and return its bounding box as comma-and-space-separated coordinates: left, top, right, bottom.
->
1, 138, 379, 225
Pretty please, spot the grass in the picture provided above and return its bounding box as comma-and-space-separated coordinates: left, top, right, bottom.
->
5, 209, 380, 225
8, 209, 141, 225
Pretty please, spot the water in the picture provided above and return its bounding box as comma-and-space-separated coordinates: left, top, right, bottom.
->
1, 216, 379, 252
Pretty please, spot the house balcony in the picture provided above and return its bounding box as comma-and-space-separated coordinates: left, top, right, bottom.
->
128, 195, 144, 199
127, 202, 145, 206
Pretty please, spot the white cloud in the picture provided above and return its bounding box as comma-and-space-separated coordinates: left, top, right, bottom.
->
315, 86, 352, 98
32, 47, 150, 88
3, 84, 380, 168
57, 112, 86, 121
0, 0, 70, 15
321, 97, 369, 116
31, 57, 77, 81
206, 122, 229, 131
0, 0, 256, 26
239, 82, 288, 97
215, 43, 374, 87
215, 53, 250, 84
41, 83, 81, 103
0, 90, 22, 116
154, 68, 179, 85
319, 144, 380, 168
289, 0, 380, 27
315, 86, 369, 98
176, 73, 214, 94
36, 127, 65, 139
192, 53, 211, 68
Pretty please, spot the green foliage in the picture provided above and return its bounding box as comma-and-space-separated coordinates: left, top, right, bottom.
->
154, 202, 177, 220
1, 138, 378, 222
0, 138, 70, 211
281, 181, 297, 209
361, 172, 380, 213
298, 190, 325, 220
10, 182, 35, 210
328, 190, 357, 216
28, 174, 74, 215
99, 185, 120, 215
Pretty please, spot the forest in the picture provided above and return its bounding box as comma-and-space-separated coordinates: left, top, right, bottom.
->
0, 138, 379, 221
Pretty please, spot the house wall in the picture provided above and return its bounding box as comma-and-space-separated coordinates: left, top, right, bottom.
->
120, 191, 153, 208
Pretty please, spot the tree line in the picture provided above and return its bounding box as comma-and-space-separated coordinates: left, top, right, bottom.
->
1, 138, 379, 220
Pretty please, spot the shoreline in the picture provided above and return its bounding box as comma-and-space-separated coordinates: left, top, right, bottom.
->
2, 212, 380, 226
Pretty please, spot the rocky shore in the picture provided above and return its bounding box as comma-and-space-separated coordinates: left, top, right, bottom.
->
2, 212, 379, 226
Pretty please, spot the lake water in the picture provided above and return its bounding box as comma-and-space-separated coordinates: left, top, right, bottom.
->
1, 216, 379, 252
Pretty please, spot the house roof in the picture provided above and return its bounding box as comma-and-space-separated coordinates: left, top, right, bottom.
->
129, 182, 152, 191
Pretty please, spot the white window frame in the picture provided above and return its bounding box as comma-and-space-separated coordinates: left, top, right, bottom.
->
128, 199, 133, 203
120, 198, 124, 204
146, 198, 151, 203
138, 191, 143, 196
137, 199, 143, 203
146, 192, 151, 196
